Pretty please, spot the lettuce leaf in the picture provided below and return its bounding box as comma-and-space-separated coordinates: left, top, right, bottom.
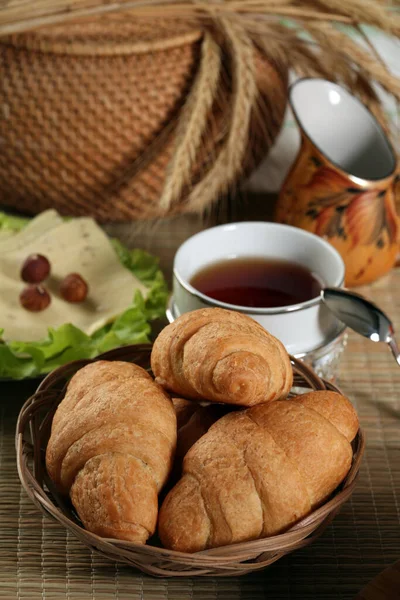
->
0, 211, 30, 232
0, 212, 168, 379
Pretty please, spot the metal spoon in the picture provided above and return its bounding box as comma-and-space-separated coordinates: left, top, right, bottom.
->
322, 287, 400, 366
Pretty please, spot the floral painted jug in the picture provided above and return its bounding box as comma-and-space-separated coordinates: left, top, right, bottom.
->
275, 78, 399, 287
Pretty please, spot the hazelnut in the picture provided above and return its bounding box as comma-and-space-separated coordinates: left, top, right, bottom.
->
20, 285, 51, 312
21, 254, 51, 284
60, 273, 89, 303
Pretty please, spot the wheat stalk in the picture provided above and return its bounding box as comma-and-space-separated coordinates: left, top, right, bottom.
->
1, 2, 398, 88
159, 32, 221, 211
184, 18, 257, 212
0, 1, 398, 32
0, 2, 398, 97
303, 22, 400, 98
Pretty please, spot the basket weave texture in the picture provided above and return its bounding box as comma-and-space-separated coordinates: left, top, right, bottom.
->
0, 17, 287, 222
16, 344, 365, 577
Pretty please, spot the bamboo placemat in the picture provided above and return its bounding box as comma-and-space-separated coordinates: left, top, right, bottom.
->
355, 559, 400, 599
1, 237, 400, 599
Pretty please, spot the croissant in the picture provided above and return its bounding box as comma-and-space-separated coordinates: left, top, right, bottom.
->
46, 360, 176, 543
158, 390, 359, 553
151, 307, 293, 406
51, 361, 150, 431
172, 397, 230, 469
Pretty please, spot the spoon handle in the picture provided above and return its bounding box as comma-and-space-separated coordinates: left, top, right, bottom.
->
388, 336, 400, 367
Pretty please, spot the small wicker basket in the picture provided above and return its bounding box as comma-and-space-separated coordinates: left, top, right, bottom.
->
16, 344, 364, 578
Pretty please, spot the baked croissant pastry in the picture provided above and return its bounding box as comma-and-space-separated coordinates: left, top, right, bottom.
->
51, 361, 150, 432
158, 390, 359, 553
46, 360, 176, 543
151, 307, 293, 406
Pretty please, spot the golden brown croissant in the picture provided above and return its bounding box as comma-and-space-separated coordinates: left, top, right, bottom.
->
46, 360, 176, 543
158, 391, 359, 553
151, 307, 293, 406
51, 361, 150, 432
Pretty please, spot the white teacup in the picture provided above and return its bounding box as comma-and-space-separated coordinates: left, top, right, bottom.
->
170, 222, 345, 356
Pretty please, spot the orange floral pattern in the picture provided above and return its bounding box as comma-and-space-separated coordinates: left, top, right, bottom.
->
303, 166, 398, 249
275, 138, 399, 287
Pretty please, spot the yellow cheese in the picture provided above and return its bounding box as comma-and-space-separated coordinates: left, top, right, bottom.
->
0, 210, 63, 253
0, 214, 149, 342
0, 231, 15, 242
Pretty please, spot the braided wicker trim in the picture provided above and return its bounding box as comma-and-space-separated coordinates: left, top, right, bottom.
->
2, 29, 203, 56
1, 16, 203, 55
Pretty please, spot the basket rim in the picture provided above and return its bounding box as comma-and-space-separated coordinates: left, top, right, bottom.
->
1, 27, 203, 56
15, 343, 365, 576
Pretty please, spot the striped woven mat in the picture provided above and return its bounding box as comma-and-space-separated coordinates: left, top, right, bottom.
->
0, 222, 400, 599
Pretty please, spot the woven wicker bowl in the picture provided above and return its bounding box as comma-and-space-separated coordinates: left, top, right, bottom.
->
0, 18, 287, 222
16, 344, 364, 577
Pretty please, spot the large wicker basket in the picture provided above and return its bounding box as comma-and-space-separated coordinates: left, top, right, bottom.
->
16, 344, 364, 577
0, 16, 287, 222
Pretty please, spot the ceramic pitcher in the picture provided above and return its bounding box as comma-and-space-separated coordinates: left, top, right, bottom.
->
275, 78, 399, 287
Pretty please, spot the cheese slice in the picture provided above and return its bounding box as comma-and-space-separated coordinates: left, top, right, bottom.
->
0, 209, 63, 253
0, 214, 149, 342
0, 231, 15, 242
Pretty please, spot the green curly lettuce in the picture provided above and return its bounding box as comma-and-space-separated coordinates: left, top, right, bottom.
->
0, 213, 168, 379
